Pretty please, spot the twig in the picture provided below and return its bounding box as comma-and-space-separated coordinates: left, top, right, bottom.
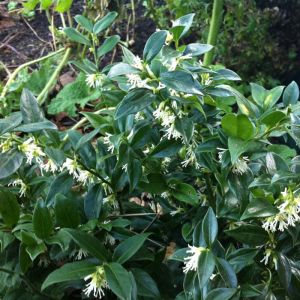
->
22, 16, 50, 45
109, 213, 157, 218
0, 61, 11, 75
142, 215, 158, 233
0, 43, 28, 60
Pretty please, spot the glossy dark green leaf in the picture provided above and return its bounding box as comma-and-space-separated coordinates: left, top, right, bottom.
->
175, 118, 194, 144
172, 183, 198, 206
150, 139, 182, 158
20, 89, 44, 123
260, 111, 286, 128
277, 253, 292, 289
97, 35, 120, 58
264, 86, 284, 109
183, 43, 213, 56
14, 120, 57, 132
0, 187, 20, 227
76, 128, 99, 150
93, 12, 118, 34
172, 13, 195, 38
108, 63, 140, 78
0, 149, 23, 179
283, 81, 299, 106
54, 195, 80, 228
197, 249, 215, 288
115, 89, 156, 119
216, 257, 237, 288
33, 201, 53, 239
227, 248, 259, 273
202, 208, 218, 247
104, 262, 132, 300
225, 224, 269, 246
206, 288, 237, 300
143, 30, 167, 62
128, 158, 142, 191
161, 71, 203, 95
132, 268, 160, 298
64, 228, 109, 261
0, 112, 22, 135
64, 28, 91, 46
138, 173, 168, 194
113, 233, 149, 264
228, 137, 250, 164
241, 199, 278, 220
84, 184, 103, 220
19, 243, 32, 273
41, 260, 97, 290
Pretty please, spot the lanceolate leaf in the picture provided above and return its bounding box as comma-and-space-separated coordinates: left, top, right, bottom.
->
143, 30, 167, 62
197, 249, 215, 288
0, 150, 24, 180
202, 208, 218, 247
0, 187, 20, 227
41, 261, 97, 290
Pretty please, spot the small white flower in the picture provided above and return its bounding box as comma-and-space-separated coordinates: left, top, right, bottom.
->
102, 181, 113, 195
105, 234, 116, 246
18, 137, 45, 165
232, 156, 249, 175
86, 73, 105, 88
61, 158, 80, 178
217, 147, 227, 162
103, 133, 114, 153
9, 179, 27, 197
170, 207, 183, 216
210, 273, 217, 280
122, 164, 128, 172
183, 245, 206, 273
260, 249, 272, 265
181, 141, 200, 169
103, 194, 118, 209
77, 170, 94, 185
41, 159, 58, 173
134, 111, 145, 121
132, 55, 143, 70
84, 266, 108, 299
72, 248, 88, 260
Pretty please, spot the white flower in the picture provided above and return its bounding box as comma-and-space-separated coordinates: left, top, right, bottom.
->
132, 55, 143, 70
61, 158, 80, 178
170, 207, 183, 216
77, 170, 94, 185
105, 234, 116, 246
72, 248, 88, 260
232, 156, 249, 175
183, 245, 206, 273
181, 140, 200, 169
262, 188, 300, 232
260, 249, 272, 265
103, 194, 118, 209
18, 137, 45, 165
84, 266, 109, 299
122, 164, 128, 172
102, 181, 113, 195
103, 133, 114, 153
217, 147, 227, 162
41, 159, 58, 173
86, 73, 105, 88
134, 111, 145, 121
9, 179, 27, 197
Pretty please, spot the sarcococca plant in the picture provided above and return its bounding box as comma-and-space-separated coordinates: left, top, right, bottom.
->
0, 13, 300, 300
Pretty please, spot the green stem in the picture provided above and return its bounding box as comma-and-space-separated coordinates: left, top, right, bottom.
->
203, 0, 224, 66
37, 48, 72, 105
0, 48, 65, 106
67, 10, 73, 27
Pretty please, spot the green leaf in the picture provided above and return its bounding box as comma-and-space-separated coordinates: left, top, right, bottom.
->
0, 112, 22, 135
74, 15, 93, 32
283, 81, 299, 106
55, 0, 72, 12
0, 187, 20, 227
202, 208, 218, 247
108, 63, 140, 78
0, 150, 24, 180
19, 243, 32, 273
138, 173, 168, 194
113, 233, 149, 264
227, 248, 259, 273
128, 158, 142, 191
45, 171, 73, 206
20, 89, 44, 123
64, 28, 91, 46
175, 118, 194, 144
143, 30, 167, 62
260, 111, 286, 128
213, 69, 241, 81
41, 260, 97, 290
84, 184, 103, 220
93, 11, 118, 34
250, 83, 266, 106
206, 288, 237, 300
63, 228, 109, 261
228, 137, 250, 164
277, 253, 292, 289
183, 43, 213, 56
76, 128, 99, 150
115, 89, 156, 119
54, 195, 80, 228
161, 71, 203, 95
221, 113, 255, 140
172, 13, 195, 38
264, 86, 285, 109
172, 183, 198, 206
225, 224, 269, 246
104, 262, 132, 300
132, 268, 160, 298
97, 35, 120, 58
33, 201, 53, 239
241, 199, 278, 220
197, 249, 215, 288
150, 139, 182, 158
14, 120, 57, 132
215, 258, 237, 288
40, 0, 53, 9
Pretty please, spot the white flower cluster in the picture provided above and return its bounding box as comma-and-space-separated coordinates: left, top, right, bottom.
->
18, 137, 45, 165
8, 179, 27, 197
262, 188, 300, 232
183, 245, 206, 273
181, 140, 200, 169
103, 133, 114, 153
86, 73, 105, 88
61, 158, 94, 186
84, 266, 109, 299
153, 102, 181, 140
232, 156, 249, 175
